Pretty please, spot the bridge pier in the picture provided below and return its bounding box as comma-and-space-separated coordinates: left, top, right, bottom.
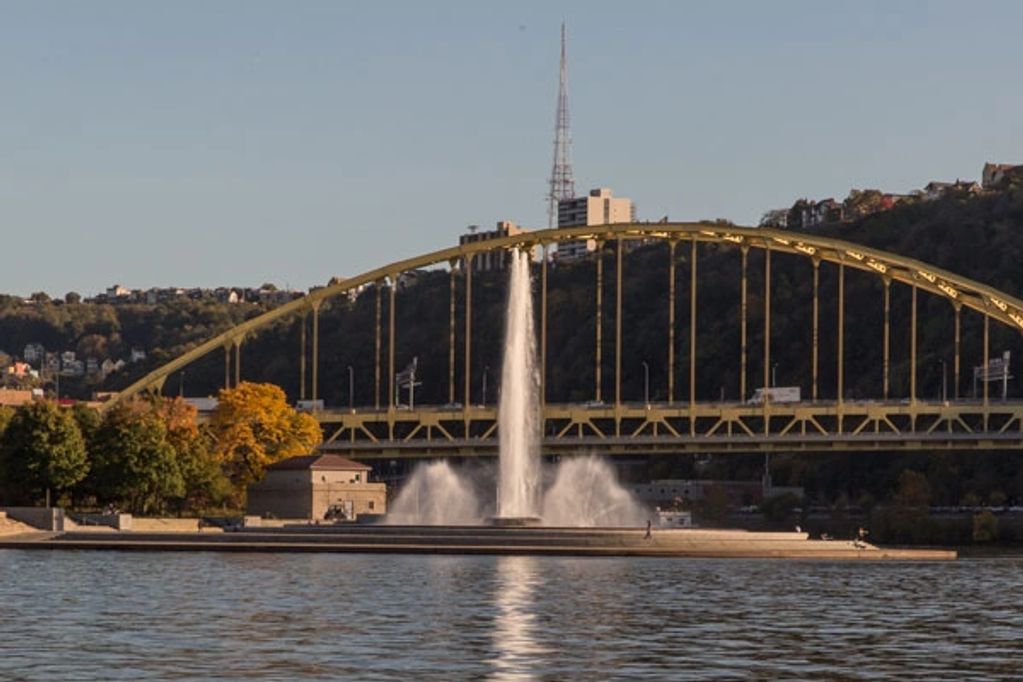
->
312, 300, 320, 403
541, 245, 548, 405
883, 277, 891, 400
464, 254, 474, 421
668, 239, 677, 405
615, 237, 623, 436
838, 263, 844, 432
299, 311, 307, 400
954, 302, 961, 400
740, 246, 747, 403
595, 241, 603, 403
812, 258, 819, 401
375, 283, 382, 409
763, 244, 770, 435
449, 261, 457, 404
689, 238, 698, 436
984, 310, 990, 431
233, 336, 242, 388
388, 276, 396, 409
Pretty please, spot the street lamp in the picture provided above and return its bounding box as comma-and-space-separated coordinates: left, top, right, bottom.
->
772, 363, 778, 388
482, 365, 489, 406
641, 360, 650, 406
938, 358, 947, 403
347, 365, 355, 411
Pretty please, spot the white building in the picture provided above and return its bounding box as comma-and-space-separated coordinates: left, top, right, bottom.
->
555, 188, 635, 261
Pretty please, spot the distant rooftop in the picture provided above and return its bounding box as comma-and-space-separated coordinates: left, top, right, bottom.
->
266, 453, 371, 471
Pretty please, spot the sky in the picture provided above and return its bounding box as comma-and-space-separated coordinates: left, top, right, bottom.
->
2, 1, 1022, 297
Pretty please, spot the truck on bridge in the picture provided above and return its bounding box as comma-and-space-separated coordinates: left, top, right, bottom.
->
748, 386, 801, 404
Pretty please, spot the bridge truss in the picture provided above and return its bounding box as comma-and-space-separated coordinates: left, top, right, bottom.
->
108, 223, 1023, 456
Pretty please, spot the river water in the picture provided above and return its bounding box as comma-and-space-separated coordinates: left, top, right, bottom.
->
1, 550, 1020, 680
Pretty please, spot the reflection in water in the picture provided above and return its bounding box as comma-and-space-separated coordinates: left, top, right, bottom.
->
489, 557, 548, 680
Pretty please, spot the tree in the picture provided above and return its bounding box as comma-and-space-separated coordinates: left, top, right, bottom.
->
209, 382, 321, 498
29, 291, 51, 304
64, 291, 81, 305
0, 406, 13, 438
154, 397, 230, 512
0, 401, 88, 505
89, 401, 184, 514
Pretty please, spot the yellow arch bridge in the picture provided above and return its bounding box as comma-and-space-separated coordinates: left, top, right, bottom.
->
107, 223, 1023, 459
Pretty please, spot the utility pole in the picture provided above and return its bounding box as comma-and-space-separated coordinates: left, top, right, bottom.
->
641, 360, 650, 406
547, 22, 575, 228
347, 365, 354, 412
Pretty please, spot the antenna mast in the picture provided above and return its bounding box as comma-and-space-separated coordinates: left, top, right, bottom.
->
547, 22, 575, 228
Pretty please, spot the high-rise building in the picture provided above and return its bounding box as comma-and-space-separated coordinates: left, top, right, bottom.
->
555, 188, 635, 261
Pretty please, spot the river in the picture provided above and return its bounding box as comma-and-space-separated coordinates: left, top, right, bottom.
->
1, 550, 1020, 680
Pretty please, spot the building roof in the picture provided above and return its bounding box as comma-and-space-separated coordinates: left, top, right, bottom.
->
266, 453, 371, 472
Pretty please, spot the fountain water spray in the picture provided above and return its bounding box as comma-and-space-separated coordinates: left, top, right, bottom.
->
384, 247, 647, 527
495, 248, 542, 521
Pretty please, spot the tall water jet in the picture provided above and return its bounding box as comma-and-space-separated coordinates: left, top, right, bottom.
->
496, 248, 541, 520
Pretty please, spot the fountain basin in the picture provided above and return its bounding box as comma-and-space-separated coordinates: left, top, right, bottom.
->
487, 517, 543, 528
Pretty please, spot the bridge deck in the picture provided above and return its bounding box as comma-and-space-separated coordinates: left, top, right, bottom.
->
303, 399, 1023, 458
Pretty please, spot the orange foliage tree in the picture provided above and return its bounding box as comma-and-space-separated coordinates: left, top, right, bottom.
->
209, 382, 321, 497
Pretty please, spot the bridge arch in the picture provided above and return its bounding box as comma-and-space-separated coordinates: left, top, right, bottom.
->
106, 222, 1023, 414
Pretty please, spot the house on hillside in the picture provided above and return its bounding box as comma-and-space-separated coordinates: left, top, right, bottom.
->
982, 162, 1023, 189
924, 180, 981, 201
246, 454, 387, 521
23, 343, 45, 364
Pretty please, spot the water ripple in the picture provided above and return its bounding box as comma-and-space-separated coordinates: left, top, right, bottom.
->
1, 551, 1021, 680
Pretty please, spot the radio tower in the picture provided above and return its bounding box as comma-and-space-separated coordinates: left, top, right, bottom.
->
547, 22, 575, 228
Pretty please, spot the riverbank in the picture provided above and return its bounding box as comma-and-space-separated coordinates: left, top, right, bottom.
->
0, 525, 956, 560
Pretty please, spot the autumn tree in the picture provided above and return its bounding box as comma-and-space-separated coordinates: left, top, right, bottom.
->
0, 401, 88, 505
154, 397, 231, 512
0, 406, 13, 437
209, 381, 321, 497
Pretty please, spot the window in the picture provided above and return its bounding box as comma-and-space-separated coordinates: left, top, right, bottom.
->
368, 501, 375, 510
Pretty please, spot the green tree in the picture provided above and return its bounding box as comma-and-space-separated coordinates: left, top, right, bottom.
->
90, 401, 184, 514
0, 401, 88, 505
210, 381, 321, 499
71, 403, 102, 445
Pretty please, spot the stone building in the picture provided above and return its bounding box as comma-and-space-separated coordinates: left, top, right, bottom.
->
246, 454, 386, 521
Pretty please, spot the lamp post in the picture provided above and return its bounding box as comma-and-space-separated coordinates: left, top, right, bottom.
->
347, 365, 354, 411
771, 362, 778, 388
482, 365, 489, 406
939, 358, 947, 403
641, 360, 650, 406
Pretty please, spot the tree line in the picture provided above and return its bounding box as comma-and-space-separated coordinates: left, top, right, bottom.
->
0, 382, 320, 515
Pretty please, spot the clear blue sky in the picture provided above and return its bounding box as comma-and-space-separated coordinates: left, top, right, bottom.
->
2, 1, 1021, 297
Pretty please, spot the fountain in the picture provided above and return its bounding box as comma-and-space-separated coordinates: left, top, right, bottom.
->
366, 248, 955, 559
492, 248, 543, 526
384, 246, 646, 528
